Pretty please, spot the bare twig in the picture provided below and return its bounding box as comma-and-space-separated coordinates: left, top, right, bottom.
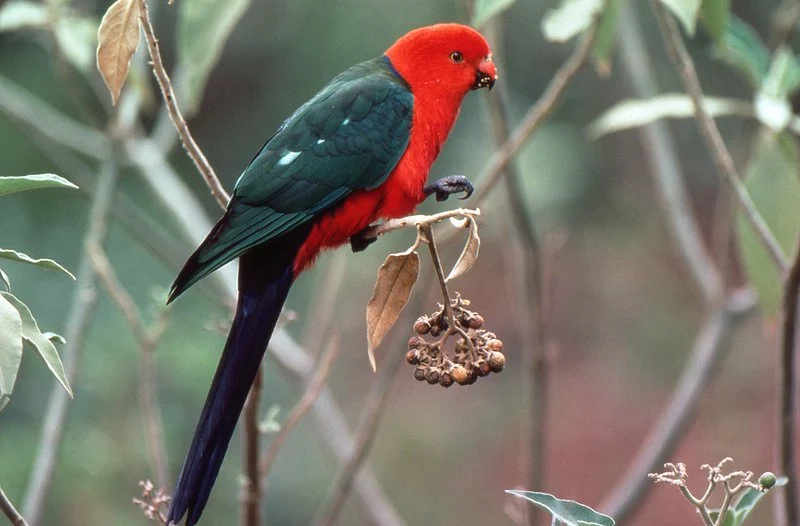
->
86, 241, 170, 490
616, 2, 723, 303
261, 336, 341, 482
356, 208, 480, 247
471, 10, 603, 205
22, 160, 119, 524
241, 366, 263, 526
778, 241, 800, 526
600, 289, 758, 522
0, 486, 28, 526
651, 0, 788, 272
136, 0, 230, 208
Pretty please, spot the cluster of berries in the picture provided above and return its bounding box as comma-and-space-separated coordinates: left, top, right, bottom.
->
405, 295, 504, 387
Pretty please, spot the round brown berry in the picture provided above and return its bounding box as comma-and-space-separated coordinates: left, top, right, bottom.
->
488, 351, 505, 372
477, 360, 491, 377
487, 339, 503, 352
451, 365, 470, 385
413, 367, 426, 382
468, 314, 484, 330
430, 325, 442, 337
408, 336, 422, 350
439, 372, 453, 388
414, 317, 431, 335
405, 350, 419, 365
425, 368, 439, 384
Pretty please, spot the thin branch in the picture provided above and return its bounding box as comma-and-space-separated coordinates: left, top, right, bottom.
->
0, 486, 28, 526
86, 241, 170, 490
778, 240, 800, 526
136, 0, 230, 208
651, 0, 788, 272
616, 2, 723, 304
22, 160, 119, 524
260, 336, 341, 482
600, 289, 758, 522
241, 366, 263, 526
471, 11, 603, 205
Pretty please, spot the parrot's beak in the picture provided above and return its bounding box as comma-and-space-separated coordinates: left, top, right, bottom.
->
473, 57, 498, 90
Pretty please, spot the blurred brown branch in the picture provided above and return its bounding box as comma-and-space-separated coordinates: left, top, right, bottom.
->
86, 241, 170, 491
778, 241, 800, 526
241, 367, 263, 526
0, 486, 28, 526
651, 0, 788, 272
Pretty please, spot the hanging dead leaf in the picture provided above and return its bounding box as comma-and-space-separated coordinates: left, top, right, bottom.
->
366, 249, 420, 371
446, 216, 480, 282
96, 0, 140, 105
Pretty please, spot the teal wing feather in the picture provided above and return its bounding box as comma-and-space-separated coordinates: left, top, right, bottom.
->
169, 57, 413, 301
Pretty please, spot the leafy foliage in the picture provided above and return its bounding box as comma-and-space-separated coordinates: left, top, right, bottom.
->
0, 249, 76, 280
0, 173, 77, 196
712, 16, 770, 89
659, 0, 701, 35
506, 490, 615, 526
541, 0, 604, 43
699, 0, 731, 41
0, 294, 23, 412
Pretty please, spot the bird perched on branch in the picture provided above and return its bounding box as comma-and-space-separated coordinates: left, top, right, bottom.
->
166, 23, 497, 525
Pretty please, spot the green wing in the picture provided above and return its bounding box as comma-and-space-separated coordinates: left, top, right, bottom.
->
169, 57, 413, 300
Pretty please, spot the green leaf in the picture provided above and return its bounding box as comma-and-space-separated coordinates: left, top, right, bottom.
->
708, 477, 787, 526
0, 0, 49, 31
0, 173, 77, 196
713, 16, 770, 89
737, 133, 800, 316
177, 0, 251, 114
0, 268, 9, 292
472, 0, 517, 28
1, 292, 72, 398
755, 48, 800, 131
588, 94, 752, 139
591, 0, 626, 76
541, 0, 604, 43
53, 15, 99, 72
699, 0, 730, 41
0, 294, 23, 412
659, 0, 702, 35
506, 490, 615, 526
0, 249, 75, 280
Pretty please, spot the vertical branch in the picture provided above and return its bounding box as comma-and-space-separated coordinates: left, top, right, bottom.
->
778, 242, 800, 526
241, 366, 264, 526
650, 0, 788, 272
22, 160, 119, 524
0, 486, 28, 526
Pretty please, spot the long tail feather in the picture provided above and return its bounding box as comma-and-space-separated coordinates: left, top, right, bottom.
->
167, 253, 294, 526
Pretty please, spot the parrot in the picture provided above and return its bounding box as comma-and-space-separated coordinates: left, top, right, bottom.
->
165, 23, 497, 525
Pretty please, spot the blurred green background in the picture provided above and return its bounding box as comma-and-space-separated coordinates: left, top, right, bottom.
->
0, 0, 792, 524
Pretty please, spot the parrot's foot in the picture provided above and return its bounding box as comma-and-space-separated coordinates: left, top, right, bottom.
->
350, 228, 378, 253
424, 175, 474, 202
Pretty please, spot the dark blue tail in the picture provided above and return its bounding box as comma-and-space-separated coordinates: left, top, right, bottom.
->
167, 249, 295, 526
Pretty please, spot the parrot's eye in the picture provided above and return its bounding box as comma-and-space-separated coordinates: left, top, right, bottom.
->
449, 51, 463, 63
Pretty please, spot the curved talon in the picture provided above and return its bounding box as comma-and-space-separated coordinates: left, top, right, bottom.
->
424, 175, 475, 202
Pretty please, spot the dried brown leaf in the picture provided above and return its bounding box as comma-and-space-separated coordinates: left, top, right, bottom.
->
446, 216, 480, 282
366, 249, 420, 371
96, 0, 140, 105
